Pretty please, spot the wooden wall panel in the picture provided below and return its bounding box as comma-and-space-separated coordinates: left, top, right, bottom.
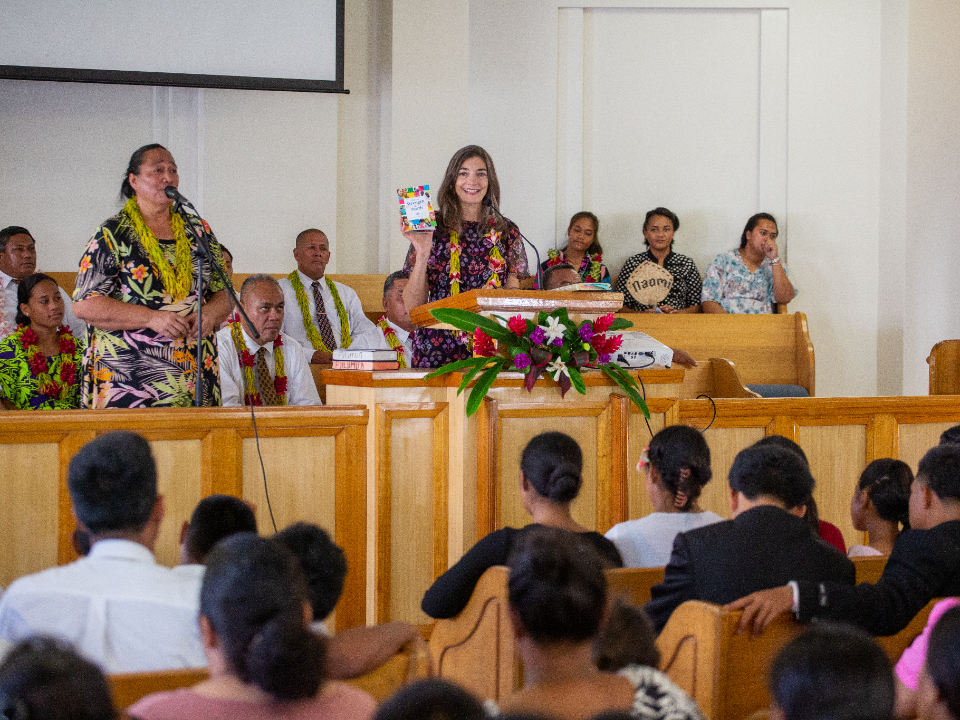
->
149, 438, 204, 568
799, 424, 867, 545
899, 422, 954, 470
697, 426, 766, 520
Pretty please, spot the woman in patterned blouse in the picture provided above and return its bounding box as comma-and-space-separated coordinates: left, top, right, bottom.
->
615, 207, 702, 313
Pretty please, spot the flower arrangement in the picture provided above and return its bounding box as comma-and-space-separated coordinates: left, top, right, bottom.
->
424, 307, 649, 417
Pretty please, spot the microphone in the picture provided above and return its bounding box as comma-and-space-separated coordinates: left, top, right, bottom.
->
164, 185, 189, 204
483, 198, 544, 290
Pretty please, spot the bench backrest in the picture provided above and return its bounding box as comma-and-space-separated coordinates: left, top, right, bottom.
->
927, 340, 960, 395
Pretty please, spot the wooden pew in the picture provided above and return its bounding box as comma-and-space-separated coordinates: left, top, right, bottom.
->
874, 598, 943, 662
109, 667, 209, 710
427, 565, 667, 702
927, 340, 960, 395
619, 312, 815, 396
678, 358, 761, 399
852, 555, 887, 584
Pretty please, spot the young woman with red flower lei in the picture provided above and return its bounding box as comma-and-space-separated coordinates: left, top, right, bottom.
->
0, 273, 83, 410
402, 145, 529, 369
537, 211, 611, 288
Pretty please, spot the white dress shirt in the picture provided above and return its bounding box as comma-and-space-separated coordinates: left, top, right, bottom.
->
0, 269, 85, 341
216, 325, 321, 406
278, 270, 384, 353
381, 318, 413, 367
0, 539, 206, 673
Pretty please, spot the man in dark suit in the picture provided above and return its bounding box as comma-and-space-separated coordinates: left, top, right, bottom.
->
731, 443, 960, 637
645, 443, 855, 632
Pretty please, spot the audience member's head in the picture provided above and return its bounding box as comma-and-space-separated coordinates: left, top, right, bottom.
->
644, 425, 712, 512
293, 228, 330, 281
543, 263, 581, 290
913, 445, 960, 529
919, 605, 960, 720
180, 494, 257, 565
15, 273, 62, 327
520, 431, 583, 505
593, 599, 660, 671
238, 274, 284, 344
200, 533, 325, 701
0, 636, 116, 720
728, 444, 814, 512
373, 678, 487, 720
754, 434, 809, 466
939, 425, 960, 447
67, 431, 159, 540
508, 526, 606, 645
0, 226, 37, 281
566, 211, 602, 254
769, 623, 894, 720
274, 522, 347, 622
382, 270, 414, 333
852, 459, 912, 532
218, 244, 234, 280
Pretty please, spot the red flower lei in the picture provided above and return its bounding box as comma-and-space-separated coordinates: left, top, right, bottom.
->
544, 249, 604, 283
16, 324, 78, 401
228, 314, 287, 406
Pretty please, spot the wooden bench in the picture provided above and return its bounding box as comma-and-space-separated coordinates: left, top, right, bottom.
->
927, 340, 960, 395
619, 312, 815, 396
427, 565, 666, 702
678, 358, 761, 399
852, 555, 887, 584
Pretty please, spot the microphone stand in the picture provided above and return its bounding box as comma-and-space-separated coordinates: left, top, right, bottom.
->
167, 188, 259, 407
483, 199, 543, 290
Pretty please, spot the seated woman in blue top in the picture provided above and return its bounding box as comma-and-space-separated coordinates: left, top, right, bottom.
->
701, 212, 796, 313
539, 212, 611, 287
605, 425, 723, 567
421, 431, 623, 619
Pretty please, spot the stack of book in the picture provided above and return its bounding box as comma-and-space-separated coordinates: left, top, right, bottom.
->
331, 348, 401, 370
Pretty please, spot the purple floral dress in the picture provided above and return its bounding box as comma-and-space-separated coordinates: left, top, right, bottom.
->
402, 219, 528, 368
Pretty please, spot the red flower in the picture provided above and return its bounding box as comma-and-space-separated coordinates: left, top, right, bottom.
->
20, 328, 38, 347
473, 329, 496, 357
274, 376, 288, 395
592, 314, 615, 333
28, 355, 49, 375
273, 334, 283, 348
60, 337, 76, 354
590, 333, 623, 355
240, 350, 255, 368
507, 315, 527, 335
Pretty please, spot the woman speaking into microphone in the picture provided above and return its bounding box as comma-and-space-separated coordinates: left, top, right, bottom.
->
401, 145, 529, 368
72, 144, 230, 408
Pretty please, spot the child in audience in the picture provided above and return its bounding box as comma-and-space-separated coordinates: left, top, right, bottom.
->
373, 679, 487, 720
893, 598, 960, 719
0, 636, 116, 720
593, 599, 660, 672
605, 425, 722, 567
495, 526, 704, 720
129, 533, 376, 720
769, 623, 894, 720
916, 605, 960, 720
848, 459, 912, 557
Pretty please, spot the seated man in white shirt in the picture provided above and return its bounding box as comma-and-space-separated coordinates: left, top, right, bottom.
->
278, 228, 385, 363
375, 271, 415, 368
0, 431, 206, 673
217, 274, 321, 406
0, 226, 84, 340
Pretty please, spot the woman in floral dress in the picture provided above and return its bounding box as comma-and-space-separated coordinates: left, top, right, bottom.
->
401, 145, 528, 368
73, 144, 230, 407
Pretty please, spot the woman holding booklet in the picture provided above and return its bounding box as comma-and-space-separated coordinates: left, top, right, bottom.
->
401, 145, 529, 368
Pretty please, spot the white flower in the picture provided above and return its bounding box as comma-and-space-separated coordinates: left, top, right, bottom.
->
546, 358, 569, 381
540, 316, 566, 344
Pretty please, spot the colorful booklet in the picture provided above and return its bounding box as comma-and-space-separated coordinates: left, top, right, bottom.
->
398, 185, 437, 231
332, 360, 401, 371
332, 348, 399, 362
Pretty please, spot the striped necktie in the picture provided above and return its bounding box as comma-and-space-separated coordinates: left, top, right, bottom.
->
312, 280, 338, 349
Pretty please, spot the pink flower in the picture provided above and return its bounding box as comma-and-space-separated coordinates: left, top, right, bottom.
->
507, 315, 527, 335
514, 353, 531, 370
473, 329, 496, 357
592, 314, 615, 334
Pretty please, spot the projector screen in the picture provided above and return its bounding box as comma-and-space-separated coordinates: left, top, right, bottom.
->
0, 0, 344, 92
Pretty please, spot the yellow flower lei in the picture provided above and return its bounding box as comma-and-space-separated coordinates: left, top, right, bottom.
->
122, 196, 193, 302
287, 272, 352, 352
228, 315, 287, 406
449, 226, 504, 296
376, 315, 408, 368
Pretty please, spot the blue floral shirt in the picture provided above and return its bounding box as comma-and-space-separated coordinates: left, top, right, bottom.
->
701, 249, 794, 314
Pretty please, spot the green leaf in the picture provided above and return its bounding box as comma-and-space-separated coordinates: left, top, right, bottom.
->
568, 366, 586, 396
608, 318, 634, 331
429, 308, 513, 341
600, 364, 650, 417
424, 357, 486, 379
466, 359, 506, 416
458, 359, 491, 394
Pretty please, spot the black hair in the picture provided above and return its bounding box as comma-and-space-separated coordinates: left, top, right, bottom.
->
739, 212, 778, 249
274, 522, 347, 622
218, 244, 232, 260
728, 444, 814, 509
508, 526, 606, 645
372, 678, 487, 720
646, 425, 712, 511
565, 211, 603, 255
201, 533, 325, 701
593, 599, 660, 671
15, 273, 59, 327
520, 432, 583, 504
927, 605, 960, 720
542, 262, 579, 290
939, 425, 960, 447
183, 494, 257, 565
383, 270, 407, 297
856, 459, 913, 529
0, 226, 33, 254
121, 143, 167, 199
67, 431, 157, 535
0, 636, 116, 720
754, 434, 809, 466
642, 207, 680, 244
917, 444, 960, 503
769, 623, 894, 720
